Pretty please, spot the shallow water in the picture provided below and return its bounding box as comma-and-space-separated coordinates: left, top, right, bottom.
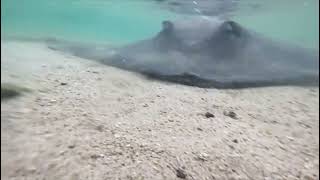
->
1, 0, 319, 49
1, 2, 319, 179
1, 0, 181, 45
232, 0, 319, 49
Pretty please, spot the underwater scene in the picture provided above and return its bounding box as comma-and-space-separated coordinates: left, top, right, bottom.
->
1, 0, 319, 179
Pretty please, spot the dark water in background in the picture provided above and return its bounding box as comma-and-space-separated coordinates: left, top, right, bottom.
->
1, 0, 319, 49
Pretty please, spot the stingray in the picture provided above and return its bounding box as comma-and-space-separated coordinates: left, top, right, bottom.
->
48, 17, 319, 89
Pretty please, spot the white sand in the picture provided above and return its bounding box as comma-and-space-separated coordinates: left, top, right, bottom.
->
1, 41, 319, 180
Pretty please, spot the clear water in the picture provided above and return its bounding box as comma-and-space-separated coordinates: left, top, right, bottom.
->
1, 0, 319, 49
1, 0, 181, 45
232, 0, 319, 49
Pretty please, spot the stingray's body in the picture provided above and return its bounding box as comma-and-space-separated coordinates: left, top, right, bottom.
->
48, 17, 319, 89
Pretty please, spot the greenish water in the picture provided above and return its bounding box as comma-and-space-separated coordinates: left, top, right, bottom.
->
1, 0, 181, 45
232, 0, 319, 49
1, 0, 319, 49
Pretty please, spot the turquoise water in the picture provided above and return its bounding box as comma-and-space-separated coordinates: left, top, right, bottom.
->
1, 0, 319, 49
1, 0, 181, 45
232, 0, 319, 49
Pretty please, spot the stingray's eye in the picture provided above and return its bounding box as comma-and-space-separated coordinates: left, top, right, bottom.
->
219, 20, 242, 38
162, 20, 174, 32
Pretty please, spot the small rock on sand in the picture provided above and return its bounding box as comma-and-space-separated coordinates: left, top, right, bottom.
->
68, 145, 76, 149
176, 168, 187, 179
204, 112, 215, 118
195, 152, 209, 161
95, 125, 104, 132
223, 110, 238, 119
90, 154, 104, 159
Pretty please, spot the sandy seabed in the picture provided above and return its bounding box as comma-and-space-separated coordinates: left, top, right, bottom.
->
1, 41, 319, 180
